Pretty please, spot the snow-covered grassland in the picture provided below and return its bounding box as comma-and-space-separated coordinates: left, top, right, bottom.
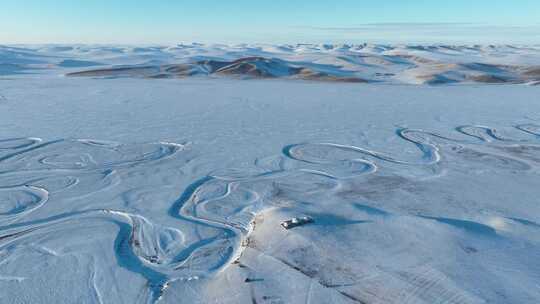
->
1, 44, 540, 303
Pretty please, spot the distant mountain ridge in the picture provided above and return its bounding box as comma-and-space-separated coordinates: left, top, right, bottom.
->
2, 44, 540, 84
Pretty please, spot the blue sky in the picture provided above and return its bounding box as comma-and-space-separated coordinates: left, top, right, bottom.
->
1, 0, 540, 44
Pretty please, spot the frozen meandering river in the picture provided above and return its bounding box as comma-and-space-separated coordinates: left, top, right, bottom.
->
1, 73, 540, 303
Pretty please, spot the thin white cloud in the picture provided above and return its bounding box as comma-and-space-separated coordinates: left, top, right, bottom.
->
295, 23, 540, 44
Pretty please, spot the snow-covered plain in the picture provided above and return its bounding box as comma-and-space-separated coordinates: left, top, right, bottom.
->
1, 44, 540, 303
